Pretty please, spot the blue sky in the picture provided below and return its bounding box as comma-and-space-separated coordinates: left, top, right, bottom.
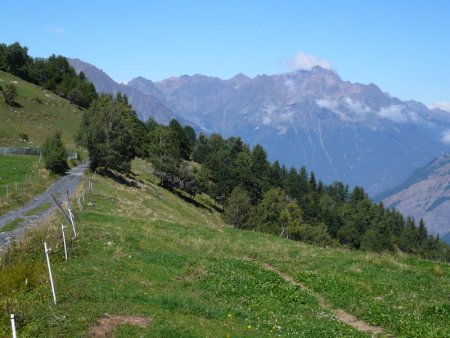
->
1, 0, 449, 107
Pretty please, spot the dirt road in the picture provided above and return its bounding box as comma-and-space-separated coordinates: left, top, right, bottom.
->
0, 163, 88, 253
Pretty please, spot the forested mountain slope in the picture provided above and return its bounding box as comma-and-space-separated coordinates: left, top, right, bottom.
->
69, 59, 450, 195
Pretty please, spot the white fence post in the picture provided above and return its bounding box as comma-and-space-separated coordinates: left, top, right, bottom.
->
10, 314, 17, 338
77, 194, 83, 211
61, 224, 68, 260
44, 242, 57, 304
68, 208, 77, 239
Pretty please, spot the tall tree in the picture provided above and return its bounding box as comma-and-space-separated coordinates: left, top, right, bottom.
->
169, 119, 191, 160
148, 125, 181, 188
82, 95, 134, 172
250, 144, 269, 202
223, 187, 252, 229
4, 42, 30, 78
254, 187, 287, 235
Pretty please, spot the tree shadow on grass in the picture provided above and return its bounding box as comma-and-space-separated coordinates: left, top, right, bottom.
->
100, 169, 139, 188
8, 101, 23, 108
170, 188, 223, 214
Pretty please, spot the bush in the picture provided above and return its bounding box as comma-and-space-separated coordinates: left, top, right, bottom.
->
18, 132, 28, 142
289, 222, 332, 247
2, 83, 17, 105
42, 132, 68, 174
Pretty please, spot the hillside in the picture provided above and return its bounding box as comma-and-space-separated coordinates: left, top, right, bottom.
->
0, 70, 84, 148
68, 59, 450, 195
1, 159, 449, 337
377, 155, 450, 236
67, 58, 181, 125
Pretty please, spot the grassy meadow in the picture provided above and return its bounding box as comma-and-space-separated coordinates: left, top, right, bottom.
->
0, 154, 55, 215
0, 70, 83, 148
0, 159, 449, 337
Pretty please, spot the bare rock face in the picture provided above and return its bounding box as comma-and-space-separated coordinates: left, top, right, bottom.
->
378, 155, 450, 236
68, 58, 450, 195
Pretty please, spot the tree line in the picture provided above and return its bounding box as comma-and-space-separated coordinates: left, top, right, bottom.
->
0, 42, 97, 108
76, 92, 450, 262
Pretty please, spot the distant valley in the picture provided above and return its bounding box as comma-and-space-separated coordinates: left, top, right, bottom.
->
69, 58, 450, 196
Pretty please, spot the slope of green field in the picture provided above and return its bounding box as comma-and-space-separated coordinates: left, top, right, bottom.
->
0, 70, 83, 148
1, 159, 449, 337
0, 154, 55, 215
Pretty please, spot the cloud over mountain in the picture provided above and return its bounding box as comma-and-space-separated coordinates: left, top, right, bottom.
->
428, 101, 450, 112
289, 52, 333, 71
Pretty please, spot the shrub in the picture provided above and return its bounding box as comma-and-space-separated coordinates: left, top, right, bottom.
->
18, 132, 28, 142
2, 83, 17, 105
42, 131, 68, 175
290, 222, 332, 246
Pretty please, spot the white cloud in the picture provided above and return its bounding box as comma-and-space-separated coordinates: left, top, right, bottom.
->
289, 51, 332, 71
45, 26, 66, 36
316, 98, 339, 111
376, 105, 407, 123
441, 129, 450, 144
262, 115, 272, 125
276, 125, 288, 135
315, 97, 370, 122
428, 101, 450, 112
342, 97, 371, 115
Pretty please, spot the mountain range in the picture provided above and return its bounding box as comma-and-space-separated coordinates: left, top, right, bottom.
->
377, 155, 450, 237
68, 58, 450, 196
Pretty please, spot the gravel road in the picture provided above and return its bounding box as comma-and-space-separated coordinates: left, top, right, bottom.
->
0, 163, 88, 253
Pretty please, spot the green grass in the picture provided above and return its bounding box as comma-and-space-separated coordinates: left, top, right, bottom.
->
0, 154, 55, 215
0, 217, 24, 233
23, 202, 52, 216
0, 159, 449, 337
0, 70, 84, 148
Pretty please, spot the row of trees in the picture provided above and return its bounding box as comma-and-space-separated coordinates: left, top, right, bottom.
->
193, 132, 449, 261
0, 42, 97, 108
76, 94, 450, 262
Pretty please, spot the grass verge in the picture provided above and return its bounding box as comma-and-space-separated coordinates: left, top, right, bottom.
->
0, 154, 56, 216
23, 202, 52, 216
0, 218, 25, 233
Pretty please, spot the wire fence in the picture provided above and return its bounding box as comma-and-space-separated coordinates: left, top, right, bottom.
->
0, 147, 41, 156
0, 147, 77, 159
